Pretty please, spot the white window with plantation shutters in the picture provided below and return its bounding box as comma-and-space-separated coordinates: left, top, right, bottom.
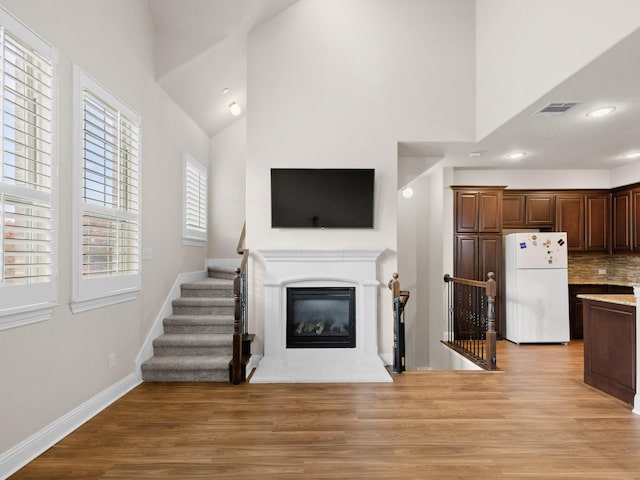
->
0, 6, 57, 330
182, 152, 207, 246
71, 65, 141, 313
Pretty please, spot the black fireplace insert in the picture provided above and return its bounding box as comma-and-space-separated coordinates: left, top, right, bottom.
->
286, 287, 356, 348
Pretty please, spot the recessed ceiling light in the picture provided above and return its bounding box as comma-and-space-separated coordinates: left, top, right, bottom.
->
401, 187, 414, 199
586, 106, 616, 118
623, 152, 640, 159
507, 151, 527, 160
222, 88, 229, 94
468, 151, 481, 158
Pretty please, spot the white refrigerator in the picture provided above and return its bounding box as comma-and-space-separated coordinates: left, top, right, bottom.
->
504, 232, 570, 344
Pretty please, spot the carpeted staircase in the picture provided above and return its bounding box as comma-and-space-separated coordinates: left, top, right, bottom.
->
141, 266, 238, 382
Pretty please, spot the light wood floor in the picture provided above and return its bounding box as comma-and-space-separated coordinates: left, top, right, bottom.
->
10, 341, 640, 479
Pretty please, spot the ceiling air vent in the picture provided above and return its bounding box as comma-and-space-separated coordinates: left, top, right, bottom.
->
534, 102, 579, 116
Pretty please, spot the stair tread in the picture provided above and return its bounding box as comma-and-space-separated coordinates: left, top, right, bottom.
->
142, 355, 230, 370
172, 297, 234, 306
165, 314, 234, 324
153, 333, 233, 346
182, 277, 233, 289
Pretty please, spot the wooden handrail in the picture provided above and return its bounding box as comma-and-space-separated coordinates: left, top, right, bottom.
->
443, 272, 497, 370
230, 222, 249, 385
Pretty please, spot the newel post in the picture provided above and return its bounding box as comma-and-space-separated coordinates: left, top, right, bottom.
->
485, 272, 497, 370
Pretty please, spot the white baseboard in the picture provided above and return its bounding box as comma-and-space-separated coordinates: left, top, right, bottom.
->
0, 373, 140, 479
379, 353, 393, 366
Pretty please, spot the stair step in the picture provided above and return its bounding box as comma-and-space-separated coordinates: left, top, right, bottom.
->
208, 266, 238, 280
163, 314, 234, 334
152, 333, 233, 356
181, 277, 234, 298
171, 297, 234, 315
141, 355, 229, 382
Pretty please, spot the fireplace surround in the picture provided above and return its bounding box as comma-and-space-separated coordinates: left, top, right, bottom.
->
250, 248, 391, 383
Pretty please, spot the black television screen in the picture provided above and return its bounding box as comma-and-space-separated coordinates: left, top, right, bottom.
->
271, 168, 374, 228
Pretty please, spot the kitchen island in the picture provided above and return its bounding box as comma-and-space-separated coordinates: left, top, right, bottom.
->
578, 293, 636, 404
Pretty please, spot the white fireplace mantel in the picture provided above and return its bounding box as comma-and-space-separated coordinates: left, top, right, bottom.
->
250, 248, 392, 383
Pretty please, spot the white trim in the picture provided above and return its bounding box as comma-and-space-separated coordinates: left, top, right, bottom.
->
378, 353, 393, 366
0, 373, 140, 479
70, 65, 142, 311
0, 5, 59, 328
135, 269, 207, 378
0, 303, 55, 331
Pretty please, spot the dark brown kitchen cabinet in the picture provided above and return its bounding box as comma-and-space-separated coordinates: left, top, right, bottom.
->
569, 284, 632, 339
585, 192, 609, 252
455, 188, 502, 234
502, 193, 554, 228
611, 187, 640, 253
452, 186, 505, 337
555, 194, 585, 252
526, 194, 555, 226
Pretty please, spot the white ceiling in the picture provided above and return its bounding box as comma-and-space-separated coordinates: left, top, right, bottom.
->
148, 0, 298, 136
148, 1, 640, 178
399, 27, 640, 174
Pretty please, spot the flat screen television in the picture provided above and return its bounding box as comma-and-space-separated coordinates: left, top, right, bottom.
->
271, 168, 374, 228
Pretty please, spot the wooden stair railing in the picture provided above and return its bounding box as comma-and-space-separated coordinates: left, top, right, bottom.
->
229, 223, 250, 384
388, 273, 410, 373
443, 272, 497, 370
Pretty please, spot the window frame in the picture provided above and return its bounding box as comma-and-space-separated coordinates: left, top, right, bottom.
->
182, 152, 207, 247
70, 65, 142, 313
0, 5, 58, 330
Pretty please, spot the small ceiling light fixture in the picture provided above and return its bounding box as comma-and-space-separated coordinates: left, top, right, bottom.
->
468, 151, 482, 158
586, 106, 616, 118
623, 152, 640, 159
507, 151, 527, 160
222, 88, 229, 94
228, 101, 242, 116
401, 187, 414, 198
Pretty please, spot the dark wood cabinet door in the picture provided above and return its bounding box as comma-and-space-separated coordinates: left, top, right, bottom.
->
455, 192, 479, 233
478, 192, 501, 233
585, 192, 610, 252
454, 235, 477, 279
502, 194, 526, 228
632, 189, 640, 251
478, 235, 502, 336
612, 190, 632, 252
555, 194, 585, 252
526, 194, 555, 226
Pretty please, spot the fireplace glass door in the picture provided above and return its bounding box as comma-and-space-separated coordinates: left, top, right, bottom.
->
286, 287, 356, 348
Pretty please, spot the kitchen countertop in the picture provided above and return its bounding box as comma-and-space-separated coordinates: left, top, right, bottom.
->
569, 280, 639, 287
576, 294, 637, 306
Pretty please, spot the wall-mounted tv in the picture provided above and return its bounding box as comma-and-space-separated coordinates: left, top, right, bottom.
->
271, 168, 374, 228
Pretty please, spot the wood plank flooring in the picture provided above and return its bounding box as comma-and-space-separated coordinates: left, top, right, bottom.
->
10, 340, 640, 479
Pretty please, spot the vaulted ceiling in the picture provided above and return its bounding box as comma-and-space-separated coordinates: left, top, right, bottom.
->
148, 1, 640, 179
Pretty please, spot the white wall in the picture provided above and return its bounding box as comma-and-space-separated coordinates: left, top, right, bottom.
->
0, 0, 209, 459
476, 0, 640, 140
246, 0, 476, 356
209, 117, 247, 258
453, 169, 613, 189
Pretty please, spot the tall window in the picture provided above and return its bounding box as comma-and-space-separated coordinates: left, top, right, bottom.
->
71, 66, 141, 313
182, 152, 207, 246
0, 7, 57, 330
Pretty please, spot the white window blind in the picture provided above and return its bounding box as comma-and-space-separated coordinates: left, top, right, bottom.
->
182, 152, 207, 245
72, 66, 141, 312
0, 7, 58, 329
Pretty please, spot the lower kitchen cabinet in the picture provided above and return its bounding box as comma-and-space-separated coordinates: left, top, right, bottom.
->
568, 284, 633, 340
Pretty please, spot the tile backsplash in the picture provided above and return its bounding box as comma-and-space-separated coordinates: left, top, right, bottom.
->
568, 254, 640, 285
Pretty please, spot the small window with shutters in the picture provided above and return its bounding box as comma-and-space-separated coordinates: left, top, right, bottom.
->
182, 152, 207, 246
0, 6, 58, 330
71, 65, 141, 313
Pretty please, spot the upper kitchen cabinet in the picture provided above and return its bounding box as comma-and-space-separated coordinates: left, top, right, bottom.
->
612, 185, 640, 253
454, 187, 504, 233
555, 191, 609, 253
556, 193, 585, 251
502, 192, 554, 228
